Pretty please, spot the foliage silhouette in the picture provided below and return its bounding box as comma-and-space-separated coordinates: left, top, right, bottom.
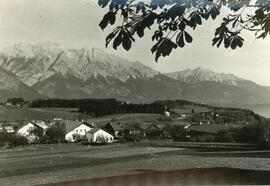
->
98, 0, 270, 61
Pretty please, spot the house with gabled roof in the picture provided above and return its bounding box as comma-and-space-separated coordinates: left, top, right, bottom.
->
140, 122, 162, 139
103, 122, 124, 138
17, 121, 44, 143
32, 120, 48, 130
86, 128, 114, 143
64, 120, 94, 142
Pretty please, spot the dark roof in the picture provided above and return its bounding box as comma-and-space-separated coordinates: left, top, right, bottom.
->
17, 121, 43, 131
189, 124, 232, 134
106, 122, 123, 131
121, 123, 142, 131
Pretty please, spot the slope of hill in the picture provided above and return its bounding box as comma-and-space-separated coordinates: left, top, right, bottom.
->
0, 67, 41, 101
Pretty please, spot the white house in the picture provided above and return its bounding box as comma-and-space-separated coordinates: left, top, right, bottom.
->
164, 111, 170, 117
17, 122, 43, 142
4, 126, 15, 133
64, 121, 94, 142
86, 128, 114, 143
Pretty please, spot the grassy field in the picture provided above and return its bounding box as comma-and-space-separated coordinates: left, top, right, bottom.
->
0, 108, 80, 121
1, 143, 270, 185
0, 108, 163, 123
87, 113, 163, 123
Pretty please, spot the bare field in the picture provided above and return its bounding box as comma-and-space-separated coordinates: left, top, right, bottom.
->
1, 144, 270, 185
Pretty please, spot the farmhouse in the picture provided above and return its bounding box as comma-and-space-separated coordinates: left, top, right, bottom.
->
139, 122, 162, 139
86, 128, 114, 143
103, 122, 123, 138
17, 122, 44, 142
32, 120, 48, 130
120, 123, 145, 141
64, 120, 94, 142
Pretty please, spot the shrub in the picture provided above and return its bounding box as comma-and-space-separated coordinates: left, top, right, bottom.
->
163, 125, 188, 142
96, 135, 108, 144
0, 132, 28, 147
45, 125, 65, 143
215, 131, 236, 143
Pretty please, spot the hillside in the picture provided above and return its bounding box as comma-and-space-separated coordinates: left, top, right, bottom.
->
0, 67, 41, 101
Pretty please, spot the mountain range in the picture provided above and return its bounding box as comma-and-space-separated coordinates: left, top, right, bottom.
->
0, 42, 269, 107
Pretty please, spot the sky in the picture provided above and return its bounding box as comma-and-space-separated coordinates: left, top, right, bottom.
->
0, 0, 270, 86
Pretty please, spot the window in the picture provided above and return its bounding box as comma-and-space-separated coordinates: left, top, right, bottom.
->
76, 130, 78, 132
80, 129, 82, 132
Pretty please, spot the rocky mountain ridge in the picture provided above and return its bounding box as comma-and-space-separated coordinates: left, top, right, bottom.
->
0, 42, 269, 106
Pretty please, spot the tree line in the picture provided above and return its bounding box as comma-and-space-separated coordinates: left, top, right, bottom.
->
30, 98, 166, 116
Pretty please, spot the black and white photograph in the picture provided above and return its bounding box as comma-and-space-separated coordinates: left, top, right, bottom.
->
0, 0, 270, 185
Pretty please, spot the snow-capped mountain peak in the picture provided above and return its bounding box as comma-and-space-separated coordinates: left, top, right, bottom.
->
0, 42, 159, 86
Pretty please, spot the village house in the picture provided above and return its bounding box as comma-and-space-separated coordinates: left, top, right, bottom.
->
17, 121, 45, 143
0, 124, 15, 133
140, 122, 162, 139
164, 111, 170, 117
64, 120, 94, 142
32, 120, 48, 131
3, 126, 15, 133
121, 123, 144, 141
86, 128, 114, 143
103, 122, 123, 139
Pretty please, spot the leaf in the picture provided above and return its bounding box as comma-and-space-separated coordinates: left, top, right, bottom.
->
217, 37, 224, 48
184, 31, 193, 43
178, 21, 186, 31
137, 28, 144, 37
98, 0, 110, 8
122, 34, 132, 51
231, 37, 238, 49
176, 32, 185, 48
210, 5, 220, 20
151, 38, 163, 53
224, 37, 231, 48
113, 30, 124, 50
99, 19, 108, 30
136, 2, 146, 13
152, 30, 163, 41
99, 11, 116, 30
105, 29, 120, 47
151, 37, 177, 62
212, 37, 220, 46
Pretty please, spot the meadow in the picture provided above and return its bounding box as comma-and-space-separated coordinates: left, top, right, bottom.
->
1, 143, 270, 185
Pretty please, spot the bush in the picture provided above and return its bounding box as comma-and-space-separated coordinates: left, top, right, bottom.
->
45, 123, 66, 143
196, 134, 215, 142
96, 135, 108, 144
163, 125, 188, 142
0, 132, 28, 147
216, 131, 236, 143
